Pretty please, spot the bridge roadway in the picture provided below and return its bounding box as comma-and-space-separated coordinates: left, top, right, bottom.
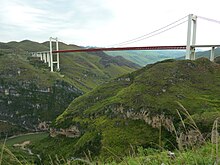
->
52, 45, 187, 53
35, 44, 220, 72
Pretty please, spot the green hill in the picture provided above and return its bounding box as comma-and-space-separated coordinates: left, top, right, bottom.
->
177, 48, 220, 60
0, 40, 139, 134
57, 50, 139, 91
196, 48, 220, 59
0, 53, 82, 132
31, 58, 220, 162
2, 40, 139, 91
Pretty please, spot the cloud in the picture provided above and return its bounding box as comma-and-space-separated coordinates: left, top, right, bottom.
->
0, 0, 220, 46
0, 0, 113, 43
0, 1, 46, 31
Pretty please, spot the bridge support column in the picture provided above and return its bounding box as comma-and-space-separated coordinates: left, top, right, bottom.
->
43, 53, 47, 63
39, 53, 43, 61
186, 14, 197, 60
47, 52, 51, 67
210, 47, 215, 62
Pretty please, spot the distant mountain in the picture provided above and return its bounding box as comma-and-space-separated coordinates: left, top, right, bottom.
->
196, 48, 220, 59
177, 48, 220, 60
56, 48, 140, 92
31, 58, 220, 162
0, 40, 139, 134
106, 48, 220, 66
105, 50, 185, 66
215, 56, 220, 64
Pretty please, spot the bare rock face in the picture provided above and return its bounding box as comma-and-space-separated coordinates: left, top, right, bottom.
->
38, 121, 49, 131
111, 104, 175, 132
50, 125, 81, 138
13, 141, 31, 149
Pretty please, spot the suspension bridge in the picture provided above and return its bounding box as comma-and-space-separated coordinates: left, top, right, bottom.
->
31, 14, 220, 72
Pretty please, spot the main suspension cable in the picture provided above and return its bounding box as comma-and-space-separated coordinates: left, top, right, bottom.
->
114, 20, 188, 46
198, 15, 220, 24
109, 15, 188, 47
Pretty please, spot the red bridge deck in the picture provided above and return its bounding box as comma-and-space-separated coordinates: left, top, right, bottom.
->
52, 45, 186, 53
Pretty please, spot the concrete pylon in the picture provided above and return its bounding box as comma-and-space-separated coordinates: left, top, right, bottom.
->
49, 37, 60, 72
50, 37, 53, 72
56, 38, 60, 71
186, 14, 197, 60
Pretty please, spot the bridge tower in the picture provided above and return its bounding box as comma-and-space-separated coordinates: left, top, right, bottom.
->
186, 14, 197, 60
49, 37, 60, 72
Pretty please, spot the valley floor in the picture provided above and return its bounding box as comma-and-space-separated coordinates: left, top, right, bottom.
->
0, 132, 220, 165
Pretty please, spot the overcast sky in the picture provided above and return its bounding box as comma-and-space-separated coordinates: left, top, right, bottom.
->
1, 0, 220, 47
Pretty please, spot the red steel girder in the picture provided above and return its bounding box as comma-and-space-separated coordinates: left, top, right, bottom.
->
52, 45, 186, 53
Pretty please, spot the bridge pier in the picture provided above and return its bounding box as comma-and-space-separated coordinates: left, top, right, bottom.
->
210, 47, 215, 62
47, 52, 51, 67
190, 45, 220, 62
43, 53, 47, 63
39, 53, 43, 61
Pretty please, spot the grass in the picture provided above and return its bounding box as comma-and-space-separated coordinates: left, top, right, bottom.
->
106, 143, 216, 165
5, 132, 49, 146
0, 132, 48, 165
1, 136, 220, 164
